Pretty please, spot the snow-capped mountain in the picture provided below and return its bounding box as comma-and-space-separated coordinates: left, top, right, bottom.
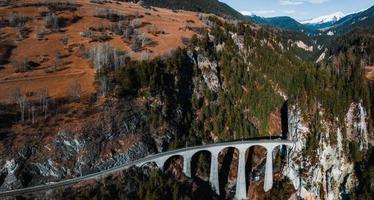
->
245, 6, 374, 35
301, 11, 345, 24
325, 5, 374, 34
240, 11, 253, 16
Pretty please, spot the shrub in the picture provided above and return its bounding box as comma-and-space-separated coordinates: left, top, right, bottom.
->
130, 36, 143, 52
44, 12, 60, 32
181, 37, 190, 46
97, 74, 109, 96
141, 50, 151, 61
130, 18, 142, 28
15, 26, 31, 40
35, 27, 46, 40
7, 12, 30, 27
138, 33, 153, 47
0, 43, 14, 65
93, 7, 126, 22
89, 33, 112, 42
110, 21, 128, 35
123, 26, 135, 41
62, 35, 69, 46
147, 24, 157, 35
90, 0, 108, 4
53, 51, 62, 70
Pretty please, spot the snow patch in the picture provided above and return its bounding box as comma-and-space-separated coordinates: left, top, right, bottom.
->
294, 41, 313, 51
345, 102, 369, 150
316, 52, 326, 63
0, 159, 21, 191
4, 160, 17, 174
326, 31, 334, 36
357, 103, 369, 150
301, 11, 345, 24
360, 16, 368, 21
240, 11, 253, 16
231, 33, 244, 50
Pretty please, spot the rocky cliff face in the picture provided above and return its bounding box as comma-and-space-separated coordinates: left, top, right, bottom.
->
196, 54, 221, 92
284, 102, 370, 200
0, 131, 153, 191
0, 100, 158, 191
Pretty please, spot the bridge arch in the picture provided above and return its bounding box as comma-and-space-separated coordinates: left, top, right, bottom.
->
191, 150, 211, 179
245, 145, 267, 185
217, 146, 239, 198
163, 155, 184, 174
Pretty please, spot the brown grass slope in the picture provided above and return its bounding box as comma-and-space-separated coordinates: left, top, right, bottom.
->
0, 0, 202, 102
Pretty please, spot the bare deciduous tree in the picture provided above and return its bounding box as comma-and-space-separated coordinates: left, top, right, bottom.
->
99, 75, 109, 97
54, 51, 61, 71
69, 81, 81, 101
130, 36, 143, 52
110, 20, 128, 35
8, 12, 28, 27
113, 48, 126, 70
31, 105, 36, 124
134, 11, 140, 18
89, 43, 127, 71
8, 12, 18, 26
141, 50, 150, 61
147, 24, 157, 35
35, 26, 45, 40
62, 35, 69, 46
39, 88, 49, 119
12, 57, 29, 72
44, 12, 59, 32
138, 33, 152, 47
16, 27, 22, 40
130, 18, 142, 28
123, 26, 135, 40
16, 93, 26, 122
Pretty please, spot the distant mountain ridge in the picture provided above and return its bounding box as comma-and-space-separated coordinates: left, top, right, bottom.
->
246, 5, 374, 35
325, 5, 374, 34
247, 15, 314, 33
123, 0, 245, 20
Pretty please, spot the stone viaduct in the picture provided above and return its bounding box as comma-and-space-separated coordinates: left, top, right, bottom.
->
136, 139, 294, 199
0, 139, 294, 200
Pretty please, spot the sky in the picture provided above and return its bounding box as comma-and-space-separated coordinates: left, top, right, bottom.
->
220, 0, 374, 21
